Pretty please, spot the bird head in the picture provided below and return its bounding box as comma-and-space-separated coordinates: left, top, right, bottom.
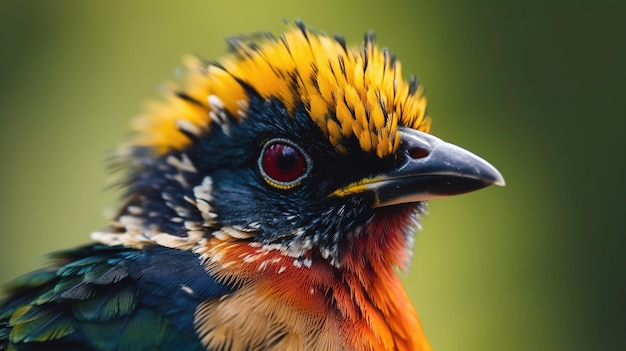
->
95, 21, 504, 271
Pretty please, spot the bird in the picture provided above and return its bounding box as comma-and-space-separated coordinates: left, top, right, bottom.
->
0, 21, 504, 351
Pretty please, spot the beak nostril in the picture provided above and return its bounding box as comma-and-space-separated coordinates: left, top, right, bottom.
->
408, 147, 429, 159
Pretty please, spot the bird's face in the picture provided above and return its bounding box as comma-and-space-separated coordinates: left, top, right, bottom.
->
177, 93, 403, 266
112, 23, 503, 269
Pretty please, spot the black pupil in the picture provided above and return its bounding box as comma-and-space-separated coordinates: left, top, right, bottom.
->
276, 147, 297, 171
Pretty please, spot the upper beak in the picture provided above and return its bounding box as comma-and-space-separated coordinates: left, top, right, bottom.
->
333, 127, 505, 207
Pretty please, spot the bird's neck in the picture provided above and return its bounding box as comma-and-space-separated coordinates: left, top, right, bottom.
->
336, 205, 432, 351
195, 205, 431, 351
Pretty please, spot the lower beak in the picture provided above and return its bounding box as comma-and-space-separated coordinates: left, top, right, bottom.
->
334, 127, 505, 207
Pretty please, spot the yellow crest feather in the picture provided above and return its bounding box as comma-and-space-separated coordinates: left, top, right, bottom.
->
133, 23, 431, 157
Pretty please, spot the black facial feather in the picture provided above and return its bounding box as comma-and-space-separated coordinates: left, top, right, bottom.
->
117, 88, 402, 262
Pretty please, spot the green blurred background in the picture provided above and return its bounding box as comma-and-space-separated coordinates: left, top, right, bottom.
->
1, 1, 624, 350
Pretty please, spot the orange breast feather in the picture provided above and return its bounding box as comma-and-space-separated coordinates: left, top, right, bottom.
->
193, 207, 432, 351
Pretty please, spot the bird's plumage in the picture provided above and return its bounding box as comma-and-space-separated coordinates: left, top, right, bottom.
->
1, 21, 503, 350
0, 245, 227, 350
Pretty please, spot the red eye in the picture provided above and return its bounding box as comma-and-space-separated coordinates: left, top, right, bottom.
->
259, 139, 310, 188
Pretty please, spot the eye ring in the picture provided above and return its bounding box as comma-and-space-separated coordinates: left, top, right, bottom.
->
258, 138, 311, 189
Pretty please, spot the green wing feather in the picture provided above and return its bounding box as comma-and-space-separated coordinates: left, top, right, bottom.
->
0, 245, 211, 351
72, 279, 136, 322
9, 305, 75, 343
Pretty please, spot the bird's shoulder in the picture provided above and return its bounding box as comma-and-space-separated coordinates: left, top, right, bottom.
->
0, 244, 231, 351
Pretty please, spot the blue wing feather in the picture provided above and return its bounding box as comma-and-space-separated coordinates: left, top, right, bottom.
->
0, 244, 233, 350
